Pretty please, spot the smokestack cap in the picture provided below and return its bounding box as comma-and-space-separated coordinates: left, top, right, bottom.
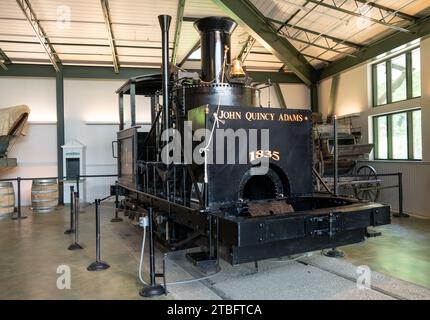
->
194, 16, 237, 34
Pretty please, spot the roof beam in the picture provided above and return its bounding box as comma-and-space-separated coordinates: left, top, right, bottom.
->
306, 0, 412, 33
354, 0, 417, 22
100, 0, 119, 73
178, 39, 200, 67
237, 35, 256, 63
0, 48, 11, 70
319, 15, 430, 80
267, 17, 363, 50
273, 83, 287, 109
172, 0, 186, 65
212, 0, 315, 85
0, 63, 303, 83
278, 30, 357, 57
15, 0, 62, 72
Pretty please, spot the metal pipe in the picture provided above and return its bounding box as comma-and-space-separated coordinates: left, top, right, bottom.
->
87, 199, 110, 271
118, 93, 124, 131
333, 115, 338, 196
148, 206, 156, 286
75, 192, 79, 244
68, 191, 83, 250
12, 177, 27, 220
64, 185, 75, 234
130, 81, 136, 127
95, 199, 101, 261
111, 181, 123, 222
193, 16, 237, 83
393, 172, 409, 218
17, 177, 21, 218
158, 15, 171, 141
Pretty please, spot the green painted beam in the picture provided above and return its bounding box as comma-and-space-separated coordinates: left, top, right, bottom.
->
178, 40, 200, 67
0, 63, 303, 83
273, 83, 287, 109
100, 0, 120, 73
172, 0, 186, 65
319, 16, 430, 80
0, 64, 158, 78
310, 83, 318, 113
56, 69, 64, 204
212, 0, 315, 86
248, 71, 302, 84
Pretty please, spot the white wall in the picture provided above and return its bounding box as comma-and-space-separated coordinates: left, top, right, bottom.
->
0, 75, 310, 206
318, 37, 430, 218
0, 77, 153, 205
259, 83, 311, 109
0, 77, 57, 205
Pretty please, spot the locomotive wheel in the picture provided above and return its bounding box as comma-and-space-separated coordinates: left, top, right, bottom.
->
353, 165, 380, 202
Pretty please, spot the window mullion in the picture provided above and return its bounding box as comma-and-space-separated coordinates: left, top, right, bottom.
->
373, 116, 379, 159
407, 111, 414, 160
406, 52, 413, 100
372, 65, 378, 107
386, 60, 392, 104
387, 115, 393, 159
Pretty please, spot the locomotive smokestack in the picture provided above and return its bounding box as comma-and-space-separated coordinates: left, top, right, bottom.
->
194, 16, 237, 83
158, 14, 171, 134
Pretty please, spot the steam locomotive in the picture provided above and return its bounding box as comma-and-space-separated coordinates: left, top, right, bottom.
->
114, 15, 390, 267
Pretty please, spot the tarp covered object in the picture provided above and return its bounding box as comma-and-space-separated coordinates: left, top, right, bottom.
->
0, 105, 30, 158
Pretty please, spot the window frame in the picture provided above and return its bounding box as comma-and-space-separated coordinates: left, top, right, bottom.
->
372, 47, 421, 107
373, 108, 422, 161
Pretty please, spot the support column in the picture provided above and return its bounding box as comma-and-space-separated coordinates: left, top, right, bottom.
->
56, 69, 65, 205
273, 83, 287, 109
310, 83, 319, 113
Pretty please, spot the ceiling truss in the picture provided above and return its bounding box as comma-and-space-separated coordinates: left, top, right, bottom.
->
15, 0, 62, 72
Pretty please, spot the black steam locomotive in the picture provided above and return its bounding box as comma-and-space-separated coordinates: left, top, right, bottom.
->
114, 15, 390, 267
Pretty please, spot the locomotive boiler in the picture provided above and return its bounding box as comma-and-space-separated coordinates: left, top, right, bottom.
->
114, 15, 390, 268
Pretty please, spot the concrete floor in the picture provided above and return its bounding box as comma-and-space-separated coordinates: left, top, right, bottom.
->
0, 204, 429, 300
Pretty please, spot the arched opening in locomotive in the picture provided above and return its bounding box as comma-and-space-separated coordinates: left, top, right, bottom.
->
239, 165, 290, 201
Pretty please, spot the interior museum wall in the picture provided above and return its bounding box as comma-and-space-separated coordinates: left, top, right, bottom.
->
317, 37, 430, 218
0, 75, 310, 206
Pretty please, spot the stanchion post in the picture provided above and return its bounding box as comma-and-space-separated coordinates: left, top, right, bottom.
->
12, 177, 27, 220
111, 181, 123, 222
75, 175, 80, 198
393, 172, 409, 218
68, 192, 83, 250
139, 206, 165, 297
87, 199, 110, 271
64, 186, 75, 234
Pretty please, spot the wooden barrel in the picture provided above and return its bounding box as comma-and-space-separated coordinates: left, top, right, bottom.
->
31, 179, 58, 213
0, 182, 15, 219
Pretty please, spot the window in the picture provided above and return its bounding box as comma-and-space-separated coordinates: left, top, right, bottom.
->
373, 109, 422, 160
372, 48, 421, 106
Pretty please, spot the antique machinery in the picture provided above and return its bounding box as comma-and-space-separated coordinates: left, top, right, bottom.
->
114, 15, 390, 271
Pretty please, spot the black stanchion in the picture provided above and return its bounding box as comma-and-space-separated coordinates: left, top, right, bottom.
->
393, 172, 409, 218
68, 192, 83, 250
139, 206, 165, 297
75, 175, 80, 198
87, 199, 110, 271
12, 177, 27, 220
111, 181, 123, 223
64, 186, 75, 234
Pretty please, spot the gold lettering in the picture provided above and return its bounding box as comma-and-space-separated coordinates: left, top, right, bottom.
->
219, 110, 242, 120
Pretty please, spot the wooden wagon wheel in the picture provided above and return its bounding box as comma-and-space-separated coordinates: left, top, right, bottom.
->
353, 165, 380, 202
